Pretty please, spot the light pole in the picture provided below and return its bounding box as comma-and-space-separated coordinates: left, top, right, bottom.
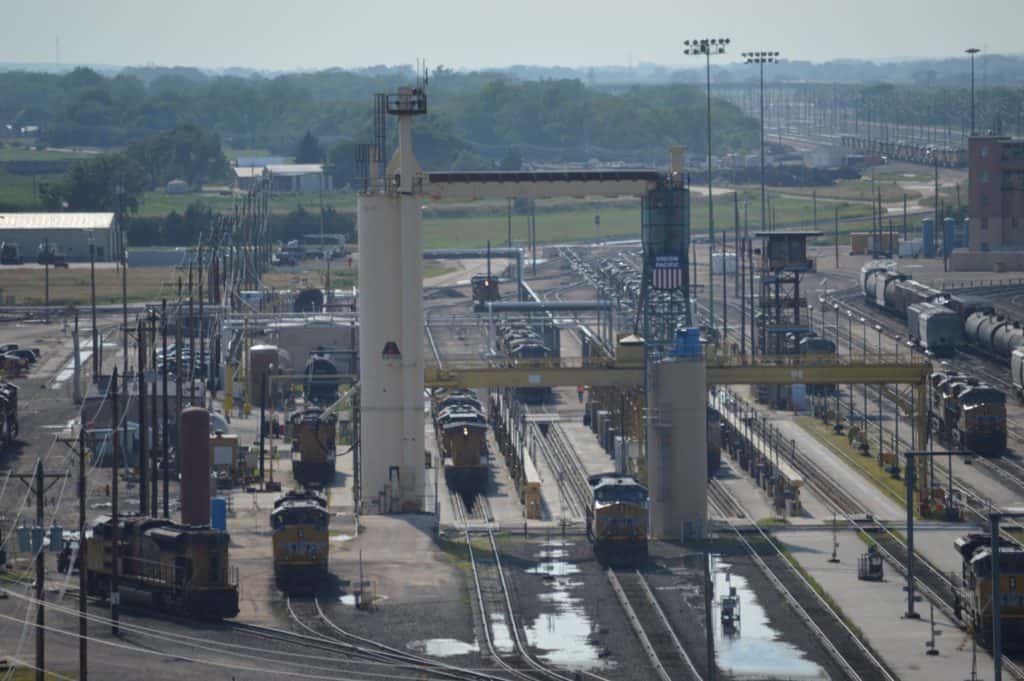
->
966, 47, 980, 135
927, 147, 942, 268
743, 51, 780, 236
685, 37, 730, 334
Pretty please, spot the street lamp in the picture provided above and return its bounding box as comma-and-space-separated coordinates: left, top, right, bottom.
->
966, 47, 980, 135
743, 51, 780, 236
685, 37, 730, 334
926, 147, 943, 269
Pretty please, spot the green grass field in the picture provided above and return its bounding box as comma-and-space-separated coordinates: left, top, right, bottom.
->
422, 191, 877, 249
0, 266, 180, 306
134, 189, 358, 217
0, 171, 50, 209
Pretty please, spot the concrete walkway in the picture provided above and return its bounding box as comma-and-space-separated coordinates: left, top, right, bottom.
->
776, 528, 992, 681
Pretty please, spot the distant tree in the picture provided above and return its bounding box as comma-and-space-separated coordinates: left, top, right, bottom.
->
500, 146, 523, 171
126, 124, 229, 188
327, 141, 359, 189
295, 131, 324, 163
39, 153, 146, 213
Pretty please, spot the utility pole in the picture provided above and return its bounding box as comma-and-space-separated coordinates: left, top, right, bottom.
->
90, 242, 99, 381
966, 48, 980, 135
14, 460, 65, 681
110, 367, 121, 635
686, 37, 730, 333
198, 243, 205, 403
834, 206, 840, 269
137, 318, 147, 514
150, 310, 158, 516
43, 237, 50, 323
121, 239, 128, 378
188, 264, 195, 402
259, 371, 267, 486
161, 300, 169, 518
78, 427, 87, 681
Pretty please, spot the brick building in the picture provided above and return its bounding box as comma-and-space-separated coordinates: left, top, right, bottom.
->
950, 135, 1024, 270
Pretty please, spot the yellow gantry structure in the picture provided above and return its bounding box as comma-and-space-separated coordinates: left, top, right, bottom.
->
424, 353, 931, 451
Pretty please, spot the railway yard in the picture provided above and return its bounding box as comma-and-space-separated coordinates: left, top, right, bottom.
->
0, 235, 1020, 681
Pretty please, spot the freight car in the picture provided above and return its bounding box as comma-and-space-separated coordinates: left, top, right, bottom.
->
1012, 348, 1024, 399
955, 533, 1024, 649
707, 407, 722, 478
497, 320, 558, 404
290, 407, 337, 485
85, 516, 239, 619
271, 489, 330, 591
586, 473, 648, 564
433, 389, 489, 494
929, 372, 1007, 455
964, 312, 1024, 362
0, 382, 17, 448
304, 352, 341, 405
917, 305, 964, 357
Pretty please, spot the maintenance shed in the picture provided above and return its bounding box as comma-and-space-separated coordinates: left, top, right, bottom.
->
0, 212, 118, 262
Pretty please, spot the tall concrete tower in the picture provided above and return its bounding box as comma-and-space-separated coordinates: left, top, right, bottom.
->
357, 87, 428, 513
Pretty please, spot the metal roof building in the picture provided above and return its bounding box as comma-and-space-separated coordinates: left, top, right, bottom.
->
0, 212, 119, 262
233, 163, 331, 195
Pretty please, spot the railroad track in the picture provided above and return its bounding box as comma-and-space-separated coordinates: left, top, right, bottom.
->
527, 416, 591, 520
462, 518, 609, 681
606, 569, 703, 681
282, 596, 508, 680
719, 388, 1024, 680
705, 490, 899, 681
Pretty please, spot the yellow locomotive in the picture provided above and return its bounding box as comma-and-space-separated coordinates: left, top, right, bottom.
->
290, 407, 337, 485
471, 273, 501, 310
85, 516, 239, 619
587, 474, 649, 563
271, 489, 330, 592
433, 389, 489, 495
930, 372, 1007, 456
955, 533, 1024, 649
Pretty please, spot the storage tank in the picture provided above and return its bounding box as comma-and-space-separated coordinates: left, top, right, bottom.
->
922, 218, 935, 258
179, 407, 211, 526
248, 344, 281, 408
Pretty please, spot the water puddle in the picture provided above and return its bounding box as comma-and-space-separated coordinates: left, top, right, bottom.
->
523, 540, 611, 671
489, 614, 515, 653
408, 638, 478, 657
712, 557, 828, 680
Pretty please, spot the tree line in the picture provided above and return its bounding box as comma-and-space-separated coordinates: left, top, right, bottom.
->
2, 67, 759, 168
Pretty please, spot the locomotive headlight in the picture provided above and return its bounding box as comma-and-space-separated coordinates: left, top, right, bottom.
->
463, 426, 469, 437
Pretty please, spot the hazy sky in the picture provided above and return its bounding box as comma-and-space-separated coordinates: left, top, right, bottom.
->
0, 0, 1018, 70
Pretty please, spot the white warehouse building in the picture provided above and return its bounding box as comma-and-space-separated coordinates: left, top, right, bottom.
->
0, 212, 119, 262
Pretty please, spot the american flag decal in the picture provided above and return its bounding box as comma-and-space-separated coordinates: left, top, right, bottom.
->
652, 256, 684, 290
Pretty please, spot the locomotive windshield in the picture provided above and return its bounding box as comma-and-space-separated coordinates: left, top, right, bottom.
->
272, 507, 328, 530
594, 484, 648, 505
